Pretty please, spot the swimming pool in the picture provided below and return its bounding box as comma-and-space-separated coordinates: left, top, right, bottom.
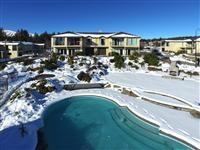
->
40, 96, 192, 150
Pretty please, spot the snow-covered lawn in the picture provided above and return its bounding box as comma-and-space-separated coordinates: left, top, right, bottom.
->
0, 55, 200, 149
105, 72, 200, 107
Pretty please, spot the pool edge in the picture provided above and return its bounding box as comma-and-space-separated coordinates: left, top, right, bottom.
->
40, 93, 199, 150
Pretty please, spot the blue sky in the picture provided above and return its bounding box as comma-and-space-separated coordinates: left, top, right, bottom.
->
0, 0, 199, 38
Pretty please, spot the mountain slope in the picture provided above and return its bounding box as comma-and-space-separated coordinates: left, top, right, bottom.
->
3, 29, 34, 37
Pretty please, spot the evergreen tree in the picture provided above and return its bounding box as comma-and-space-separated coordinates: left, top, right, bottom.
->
39, 31, 51, 48
14, 29, 30, 41
0, 28, 6, 41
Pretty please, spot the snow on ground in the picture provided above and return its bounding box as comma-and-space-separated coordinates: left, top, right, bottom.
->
105, 72, 200, 107
0, 55, 200, 149
170, 55, 195, 64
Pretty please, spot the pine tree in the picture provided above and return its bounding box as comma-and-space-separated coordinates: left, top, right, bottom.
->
0, 28, 6, 41
14, 29, 30, 41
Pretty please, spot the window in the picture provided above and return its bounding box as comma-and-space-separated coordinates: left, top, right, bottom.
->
68, 38, 80, 45
127, 38, 137, 46
86, 38, 92, 45
54, 37, 65, 45
166, 42, 169, 46
12, 45, 17, 51
100, 38, 105, 45
112, 38, 124, 46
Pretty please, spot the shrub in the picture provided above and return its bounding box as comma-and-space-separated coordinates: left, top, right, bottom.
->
97, 62, 103, 67
128, 52, 139, 60
192, 72, 199, 76
88, 66, 97, 72
68, 56, 74, 66
59, 55, 65, 61
114, 55, 124, 69
108, 52, 119, 56
144, 53, 159, 66
0, 63, 6, 71
132, 65, 139, 70
93, 57, 98, 64
23, 59, 34, 66
148, 66, 162, 71
175, 50, 186, 55
38, 67, 44, 74
35, 79, 54, 94
110, 59, 115, 63
70, 64, 74, 68
184, 71, 199, 76
128, 62, 133, 66
102, 64, 108, 69
50, 52, 59, 63
43, 60, 58, 70
139, 61, 145, 67
77, 71, 91, 82
74, 51, 83, 56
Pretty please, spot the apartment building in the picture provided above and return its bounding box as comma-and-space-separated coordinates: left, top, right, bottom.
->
51, 32, 140, 56
161, 39, 198, 54
0, 42, 45, 59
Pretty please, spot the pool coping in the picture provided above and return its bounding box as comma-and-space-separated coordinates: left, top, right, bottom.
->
41, 92, 199, 150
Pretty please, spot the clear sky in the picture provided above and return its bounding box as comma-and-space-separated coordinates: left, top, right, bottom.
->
0, 0, 199, 38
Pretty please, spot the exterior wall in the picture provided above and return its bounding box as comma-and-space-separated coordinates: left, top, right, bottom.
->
163, 41, 184, 52
162, 41, 193, 53
51, 35, 140, 56
196, 41, 200, 54
7, 45, 19, 58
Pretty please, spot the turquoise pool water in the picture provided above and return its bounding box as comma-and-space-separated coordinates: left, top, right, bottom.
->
41, 96, 192, 150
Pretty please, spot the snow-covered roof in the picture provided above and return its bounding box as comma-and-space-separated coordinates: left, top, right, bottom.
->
34, 43, 45, 46
0, 41, 38, 46
0, 42, 20, 46
20, 42, 34, 45
52, 32, 140, 38
195, 38, 200, 42
164, 39, 192, 42
52, 32, 83, 37
111, 33, 139, 38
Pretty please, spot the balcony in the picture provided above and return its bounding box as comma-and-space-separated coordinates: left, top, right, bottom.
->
85, 38, 98, 47
67, 38, 81, 47
53, 37, 65, 46
112, 38, 124, 47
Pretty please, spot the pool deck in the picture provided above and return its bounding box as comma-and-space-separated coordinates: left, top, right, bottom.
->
44, 88, 200, 150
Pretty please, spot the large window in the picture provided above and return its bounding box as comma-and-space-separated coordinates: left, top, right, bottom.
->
112, 38, 124, 46
54, 37, 65, 45
68, 38, 80, 45
127, 38, 137, 46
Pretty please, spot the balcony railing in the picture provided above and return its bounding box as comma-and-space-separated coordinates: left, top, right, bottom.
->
112, 42, 124, 46
112, 38, 124, 46
67, 38, 81, 46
